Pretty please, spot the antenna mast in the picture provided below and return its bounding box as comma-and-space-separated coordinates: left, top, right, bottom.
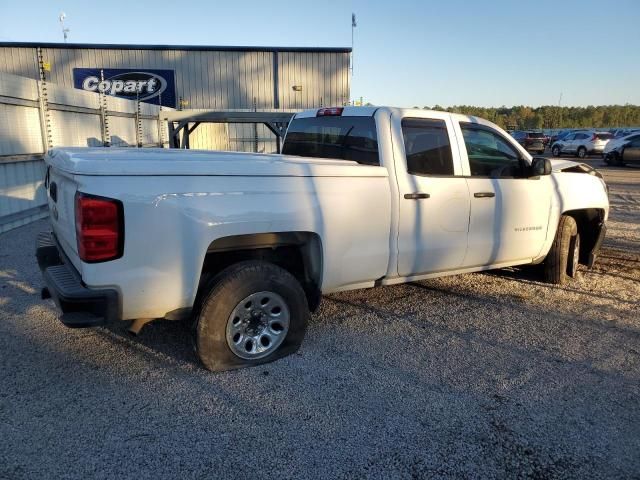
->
59, 13, 70, 43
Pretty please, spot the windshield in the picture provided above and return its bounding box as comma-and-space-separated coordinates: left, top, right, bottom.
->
595, 133, 613, 140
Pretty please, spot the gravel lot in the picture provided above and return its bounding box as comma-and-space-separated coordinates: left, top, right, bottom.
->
1, 158, 639, 479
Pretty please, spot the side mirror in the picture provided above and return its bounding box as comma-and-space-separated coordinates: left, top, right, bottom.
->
531, 157, 552, 176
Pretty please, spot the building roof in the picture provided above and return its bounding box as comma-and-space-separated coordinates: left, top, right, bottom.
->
0, 42, 351, 54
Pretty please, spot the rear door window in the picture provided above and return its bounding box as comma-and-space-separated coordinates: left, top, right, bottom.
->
282, 116, 379, 165
401, 118, 454, 175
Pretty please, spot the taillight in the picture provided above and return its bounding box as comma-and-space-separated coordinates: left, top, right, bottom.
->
317, 107, 344, 117
75, 192, 123, 262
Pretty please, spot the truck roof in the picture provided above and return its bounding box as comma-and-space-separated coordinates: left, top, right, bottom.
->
294, 106, 502, 132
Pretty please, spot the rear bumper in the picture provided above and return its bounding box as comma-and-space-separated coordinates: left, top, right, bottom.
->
525, 143, 545, 151
36, 231, 120, 328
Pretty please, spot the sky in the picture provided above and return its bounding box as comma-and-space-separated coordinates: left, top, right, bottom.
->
0, 0, 638, 108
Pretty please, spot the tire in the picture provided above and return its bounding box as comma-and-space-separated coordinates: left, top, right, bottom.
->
552, 145, 561, 157
195, 260, 309, 371
544, 215, 579, 285
616, 150, 626, 167
577, 147, 587, 159
567, 232, 580, 278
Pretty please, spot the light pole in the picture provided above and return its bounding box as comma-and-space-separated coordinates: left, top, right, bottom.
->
351, 13, 356, 76
558, 92, 563, 129
59, 13, 70, 43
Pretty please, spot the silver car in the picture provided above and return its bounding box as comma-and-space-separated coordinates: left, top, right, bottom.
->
551, 131, 613, 158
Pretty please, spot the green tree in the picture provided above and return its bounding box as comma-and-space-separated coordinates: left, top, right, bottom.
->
420, 105, 640, 129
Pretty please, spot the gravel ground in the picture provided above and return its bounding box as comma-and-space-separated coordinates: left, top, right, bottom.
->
1, 159, 639, 479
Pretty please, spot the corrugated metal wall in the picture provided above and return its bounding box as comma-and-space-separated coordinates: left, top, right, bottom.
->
0, 45, 350, 110
0, 44, 351, 153
0, 44, 351, 233
0, 71, 174, 233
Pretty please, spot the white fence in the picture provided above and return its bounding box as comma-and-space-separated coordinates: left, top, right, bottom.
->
0, 71, 174, 233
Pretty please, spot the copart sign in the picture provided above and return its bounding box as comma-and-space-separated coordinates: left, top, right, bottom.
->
73, 68, 176, 107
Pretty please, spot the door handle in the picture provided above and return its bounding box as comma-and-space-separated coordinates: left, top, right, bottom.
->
404, 193, 430, 200
474, 192, 495, 198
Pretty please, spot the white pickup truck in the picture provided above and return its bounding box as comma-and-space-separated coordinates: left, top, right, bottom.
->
37, 107, 609, 371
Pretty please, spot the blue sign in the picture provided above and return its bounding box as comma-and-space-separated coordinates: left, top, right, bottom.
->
73, 68, 176, 107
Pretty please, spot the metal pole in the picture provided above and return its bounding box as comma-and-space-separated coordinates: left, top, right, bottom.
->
36, 47, 53, 151
558, 92, 563, 129
351, 13, 356, 77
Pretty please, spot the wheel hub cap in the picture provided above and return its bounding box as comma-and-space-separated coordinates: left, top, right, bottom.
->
226, 291, 290, 360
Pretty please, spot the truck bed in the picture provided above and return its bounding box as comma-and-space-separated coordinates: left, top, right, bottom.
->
47, 147, 389, 178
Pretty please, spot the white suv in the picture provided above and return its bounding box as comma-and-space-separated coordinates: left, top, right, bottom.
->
551, 131, 613, 158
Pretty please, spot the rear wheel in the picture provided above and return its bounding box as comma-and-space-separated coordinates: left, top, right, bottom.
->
544, 215, 579, 285
195, 260, 309, 371
552, 145, 561, 157
577, 147, 587, 159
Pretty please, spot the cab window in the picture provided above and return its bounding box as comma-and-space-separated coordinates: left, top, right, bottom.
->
401, 118, 454, 175
282, 116, 379, 165
460, 123, 524, 178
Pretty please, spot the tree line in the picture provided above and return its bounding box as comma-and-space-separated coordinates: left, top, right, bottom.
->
421, 105, 640, 130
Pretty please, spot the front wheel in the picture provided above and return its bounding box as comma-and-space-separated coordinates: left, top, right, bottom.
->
552, 146, 561, 157
544, 215, 580, 285
195, 260, 309, 371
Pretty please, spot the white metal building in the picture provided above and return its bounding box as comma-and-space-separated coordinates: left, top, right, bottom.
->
0, 42, 351, 232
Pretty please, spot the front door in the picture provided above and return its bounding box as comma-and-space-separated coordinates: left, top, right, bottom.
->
623, 137, 640, 162
394, 112, 471, 276
454, 122, 552, 267
562, 134, 577, 153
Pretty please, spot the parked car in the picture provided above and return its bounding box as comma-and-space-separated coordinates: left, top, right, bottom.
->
511, 130, 546, 155
551, 131, 613, 158
549, 129, 581, 145
611, 128, 640, 139
604, 132, 640, 166
37, 107, 609, 371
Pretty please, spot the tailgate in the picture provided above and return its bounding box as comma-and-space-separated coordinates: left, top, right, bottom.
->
45, 163, 82, 271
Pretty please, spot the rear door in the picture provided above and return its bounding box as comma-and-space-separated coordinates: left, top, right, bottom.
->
593, 132, 613, 151
454, 122, 552, 266
393, 112, 471, 276
527, 132, 545, 152
573, 132, 590, 152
